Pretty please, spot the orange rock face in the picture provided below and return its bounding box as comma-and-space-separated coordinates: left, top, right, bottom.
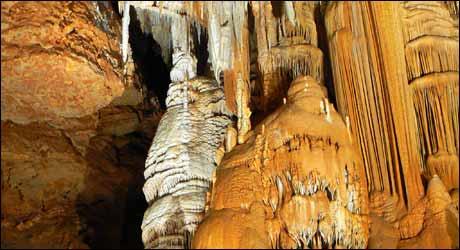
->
1, 2, 160, 248
1, 1, 124, 124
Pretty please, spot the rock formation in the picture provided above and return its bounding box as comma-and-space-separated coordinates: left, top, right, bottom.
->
1, 1, 458, 249
401, 1, 459, 191
192, 75, 369, 249
325, 1, 459, 248
141, 76, 232, 248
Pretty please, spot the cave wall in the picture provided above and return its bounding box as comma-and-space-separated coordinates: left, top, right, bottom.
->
1, 1, 162, 248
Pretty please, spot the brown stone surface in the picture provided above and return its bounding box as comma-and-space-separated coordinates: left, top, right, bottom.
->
98, 106, 141, 137
1, 121, 88, 248
1, 108, 160, 248
1, 1, 124, 124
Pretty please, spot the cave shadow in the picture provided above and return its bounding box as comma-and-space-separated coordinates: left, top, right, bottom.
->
75, 131, 150, 249
129, 7, 171, 110
314, 3, 337, 106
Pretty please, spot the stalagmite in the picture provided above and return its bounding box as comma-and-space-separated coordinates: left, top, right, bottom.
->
192, 76, 369, 249
142, 76, 232, 248
140, 5, 232, 248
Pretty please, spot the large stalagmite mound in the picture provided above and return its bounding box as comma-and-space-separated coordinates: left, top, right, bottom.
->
193, 76, 369, 249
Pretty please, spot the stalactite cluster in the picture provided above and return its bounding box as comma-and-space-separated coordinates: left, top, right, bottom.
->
325, 1, 425, 214
401, 1, 459, 191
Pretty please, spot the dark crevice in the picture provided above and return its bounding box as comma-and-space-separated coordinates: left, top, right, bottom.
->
271, 1, 283, 18
315, 3, 336, 107
129, 7, 170, 109
192, 25, 211, 77
248, 3, 266, 128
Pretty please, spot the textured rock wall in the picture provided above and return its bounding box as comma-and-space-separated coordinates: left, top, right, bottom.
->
1, 1, 125, 124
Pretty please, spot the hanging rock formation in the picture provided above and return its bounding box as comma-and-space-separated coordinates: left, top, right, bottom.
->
325, 2, 425, 214
325, 1, 458, 248
251, 1, 324, 113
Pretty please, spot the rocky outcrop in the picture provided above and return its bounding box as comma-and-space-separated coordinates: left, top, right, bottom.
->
1, 2, 125, 124
0, 99, 163, 248
1, 121, 89, 249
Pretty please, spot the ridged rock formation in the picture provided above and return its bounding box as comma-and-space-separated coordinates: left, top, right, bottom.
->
325, 1, 459, 248
141, 76, 232, 248
325, 2, 425, 214
142, 77, 231, 248
252, 2, 324, 113
193, 76, 369, 249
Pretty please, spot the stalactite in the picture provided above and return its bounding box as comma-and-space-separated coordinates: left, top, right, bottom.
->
121, 1, 130, 64
252, 2, 321, 112
401, 1, 459, 192
325, 2, 424, 212
283, 1, 296, 26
